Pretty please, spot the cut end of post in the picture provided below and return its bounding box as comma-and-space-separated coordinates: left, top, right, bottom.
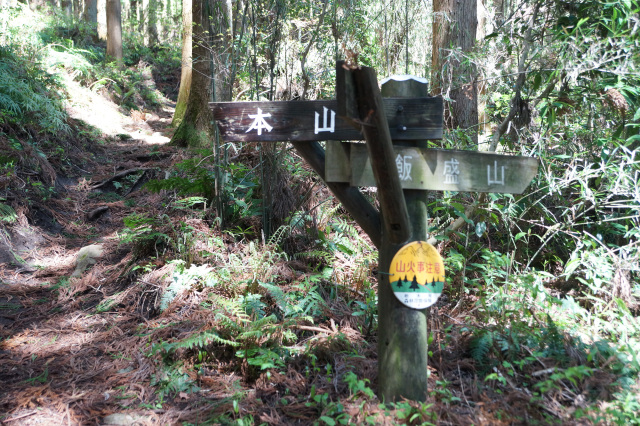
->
381, 75, 429, 98
380, 75, 428, 85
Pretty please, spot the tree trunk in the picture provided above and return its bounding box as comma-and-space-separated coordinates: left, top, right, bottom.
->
129, 0, 138, 27
147, 0, 159, 46
170, 0, 214, 147
73, 0, 82, 20
84, 0, 97, 24
172, 0, 192, 127
477, 0, 490, 134
431, 0, 478, 144
61, 0, 72, 17
97, 0, 107, 40
210, 0, 233, 102
106, 0, 123, 62
139, 0, 147, 35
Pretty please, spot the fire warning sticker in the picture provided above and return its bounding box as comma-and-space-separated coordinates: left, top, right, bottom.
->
389, 241, 445, 309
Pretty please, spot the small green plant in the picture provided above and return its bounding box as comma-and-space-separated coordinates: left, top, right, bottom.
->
24, 368, 49, 385
150, 364, 199, 399
0, 202, 17, 223
393, 400, 436, 425
352, 286, 378, 336
431, 380, 461, 405
119, 213, 177, 258
534, 365, 593, 395
343, 371, 376, 398
96, 295, 120, 313
0, 46, 69, 134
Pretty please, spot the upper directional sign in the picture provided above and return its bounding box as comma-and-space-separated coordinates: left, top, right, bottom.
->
210, 98, 443, 142
326, 142, 539, 194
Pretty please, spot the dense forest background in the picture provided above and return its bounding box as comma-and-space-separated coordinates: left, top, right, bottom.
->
0, 0, 639, 424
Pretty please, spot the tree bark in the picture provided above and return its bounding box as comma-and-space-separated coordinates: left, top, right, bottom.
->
172, 0, 192, 127
97, 0, 107, 40
431, 0, 478, 144
84, 0, 97, 24
129, 0, 138, 27
61, 0, 72, 17
170, 0, 214, 147
73, 0, 82, 20
106, 0, 123, 62
147, 0, 159, 46
210, 0, 233, 102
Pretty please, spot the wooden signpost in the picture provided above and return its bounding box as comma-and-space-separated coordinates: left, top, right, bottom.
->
210, 62, 539, 403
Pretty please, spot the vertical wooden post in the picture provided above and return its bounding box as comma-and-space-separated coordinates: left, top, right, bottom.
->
377, 75, 431, 402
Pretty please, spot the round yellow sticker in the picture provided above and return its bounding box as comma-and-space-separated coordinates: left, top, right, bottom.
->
389, 241, 445, 309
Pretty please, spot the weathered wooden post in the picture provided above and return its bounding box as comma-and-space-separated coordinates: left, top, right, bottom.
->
377, 75, 431, 402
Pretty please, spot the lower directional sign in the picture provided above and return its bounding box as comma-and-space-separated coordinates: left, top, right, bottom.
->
326, 141, 539, 194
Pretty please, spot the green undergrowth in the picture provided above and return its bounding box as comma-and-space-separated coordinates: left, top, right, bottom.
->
0, 3, 180, 212
121, 136, 640, 423
2, 4, 180, 119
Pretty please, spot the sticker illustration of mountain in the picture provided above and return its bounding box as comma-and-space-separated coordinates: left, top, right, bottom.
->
389, 241, 445, 309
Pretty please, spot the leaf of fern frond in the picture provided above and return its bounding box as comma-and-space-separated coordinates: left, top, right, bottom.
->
152, 329, 240, 355
470, 330, 494, 362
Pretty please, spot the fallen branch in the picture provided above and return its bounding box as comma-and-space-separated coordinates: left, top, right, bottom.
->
4, 411, 38, 422
296, 325, 333, 334
91, 168, 151, 190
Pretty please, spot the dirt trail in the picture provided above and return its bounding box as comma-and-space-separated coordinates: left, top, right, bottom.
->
0, 81, 186, 424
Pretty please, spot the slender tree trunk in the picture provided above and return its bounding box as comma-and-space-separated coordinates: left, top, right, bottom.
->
139, 0, 148, 37
147, 0, 159, 46
61, 0, 72, 17
73, 0, 81, 19
170, 0, 214, 147
172, 0, 192, 127
130, 0, 138, 27
210, 0, 233, 102
165, 0, 172, 39
431, 0, 478, 144
97, 0, 107, 40
477, 0, 490, 134
106, 0, 123, 62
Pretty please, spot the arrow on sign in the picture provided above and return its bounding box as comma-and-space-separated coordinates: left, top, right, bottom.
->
210, 98, 443, 142
326, 142, 539, 194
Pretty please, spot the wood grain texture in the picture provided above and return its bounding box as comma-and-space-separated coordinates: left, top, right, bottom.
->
335, 60, 360, 129
325, 140, 351, 182
351, 66, 411, 245
328, 145, 539, 194
210, 98, 443, 142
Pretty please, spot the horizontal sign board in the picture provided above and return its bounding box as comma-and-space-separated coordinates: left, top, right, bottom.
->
326, 142, 539, 194
210, 98, 443, 142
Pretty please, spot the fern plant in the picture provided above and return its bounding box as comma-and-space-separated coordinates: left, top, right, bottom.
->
0, 203, 17, 223
151, 329, 239, 357
145, 155, 216, 202
469, 329, 495, 364
150, 363, 200, 398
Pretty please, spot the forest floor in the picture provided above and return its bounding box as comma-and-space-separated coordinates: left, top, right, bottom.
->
0, 75, 192, 424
